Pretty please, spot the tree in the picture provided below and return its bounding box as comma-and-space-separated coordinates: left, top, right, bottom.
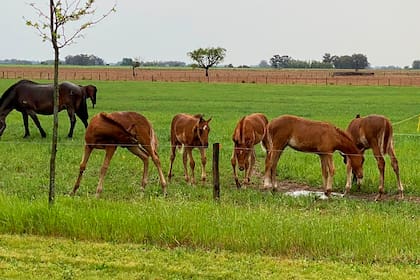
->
132, 60, 141, 77
331, 54, 369, 70
26, 0, 115, 205
120, 57, 134, 66
351, 53, 369, 70
258, 60, 269, 68
187, 47, 226, 77
270, 55, 291, 68
412, 60, 420, 69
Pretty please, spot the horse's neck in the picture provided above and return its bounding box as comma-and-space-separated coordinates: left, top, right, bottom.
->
335, 130, 359, 155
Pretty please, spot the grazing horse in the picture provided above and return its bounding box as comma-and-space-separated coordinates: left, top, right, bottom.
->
231, 113, 268, 188
345, 114, 403, 200
71, 111, 167, 197
263, 115, 364, 196
0, 79, 89, 138
168, 113, 212, 184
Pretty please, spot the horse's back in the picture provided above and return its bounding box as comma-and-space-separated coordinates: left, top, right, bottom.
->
87, 111, 153, 146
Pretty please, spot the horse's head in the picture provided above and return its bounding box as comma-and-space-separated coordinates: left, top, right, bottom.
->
195, 116, 211, 148
81, 85, 97, 108
233, 138, 254, 171
347, 153, 364, 186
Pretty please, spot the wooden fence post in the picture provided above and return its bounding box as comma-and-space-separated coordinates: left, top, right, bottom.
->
212, 143, 220, 201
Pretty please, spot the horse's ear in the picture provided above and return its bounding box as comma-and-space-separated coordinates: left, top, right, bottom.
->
206, 117, 212, 123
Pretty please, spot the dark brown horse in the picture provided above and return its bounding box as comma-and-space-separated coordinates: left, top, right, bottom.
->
71, 111, 167, 197
263, 115, 364, 196
345, 114, 403, 200
231, 113, 268, 188
0, 79, 90, 138
168, 113, 212, 184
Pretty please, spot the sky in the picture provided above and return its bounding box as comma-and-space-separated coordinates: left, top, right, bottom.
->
1, 0, 420, 67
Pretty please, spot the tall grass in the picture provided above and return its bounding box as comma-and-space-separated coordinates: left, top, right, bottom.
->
0, 193, 418, 264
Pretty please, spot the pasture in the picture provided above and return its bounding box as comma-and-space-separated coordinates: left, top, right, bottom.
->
0, 80, 419, 278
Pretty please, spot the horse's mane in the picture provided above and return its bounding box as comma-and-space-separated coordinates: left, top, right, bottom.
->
335, 126, 358, 152
193, 114, 205, 122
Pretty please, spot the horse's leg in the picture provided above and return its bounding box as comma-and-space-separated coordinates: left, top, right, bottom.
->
388, 145, 403, 199
27, 111, 46, 138
231, 149, 241, 188
320, 154, 335, 196
245, 148, 256, 184
71, 145, 93, 195
150, 152, 167, 195
96, 146, 117, 198
263, 149, 282, 190
21, 112, 30, 138
67, 109, 76, 138
199, 147, 207, 183
131, 145, 167, 195
344, 160, 353, 196
182, 147, 191, 183
168, 144, 177, 181
371, 145, 385, 201
187, 148, 196, 184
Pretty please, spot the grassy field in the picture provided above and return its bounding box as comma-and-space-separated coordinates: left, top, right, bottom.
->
0, 80, 419, 278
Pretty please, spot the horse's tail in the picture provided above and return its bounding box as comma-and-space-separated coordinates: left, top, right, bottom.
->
262, 123, 273, 153
149, 124, 159, 156
382, 118, 393, 155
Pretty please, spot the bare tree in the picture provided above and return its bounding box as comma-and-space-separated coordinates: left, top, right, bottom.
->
26, 0, 115, 205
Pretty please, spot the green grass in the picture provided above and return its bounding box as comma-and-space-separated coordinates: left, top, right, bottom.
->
0, 80, 419, 277
1, 234, 419, 280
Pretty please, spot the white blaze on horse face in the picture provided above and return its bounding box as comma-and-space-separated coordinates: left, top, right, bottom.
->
203, 125, 208, 130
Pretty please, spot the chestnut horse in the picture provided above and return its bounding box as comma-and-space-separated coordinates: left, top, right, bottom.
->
345, 114, 403, 200
0, 79, 92, 138
263, 115, 364, 196
71, 111, 167, 197
231, 113, 268, 188
168, 113, 212, 184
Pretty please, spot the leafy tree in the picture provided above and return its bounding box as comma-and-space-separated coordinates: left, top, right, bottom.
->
411, 60, 420, 69
120, 57, 134, 66
270, 55, 291, 68
322, 53, 333, 63
332, 54, 369, 70
132, 59, 141, 77
187, 47, 226, 77
26, 0, 115, 205
351, 53, 369, 70
258, 60, 270, 68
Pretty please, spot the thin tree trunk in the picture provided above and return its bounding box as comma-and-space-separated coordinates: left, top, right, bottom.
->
49, 0, 58, 205
49, 48, 59, 205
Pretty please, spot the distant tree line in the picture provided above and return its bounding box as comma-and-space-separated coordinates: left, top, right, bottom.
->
269, 53, 369, 70
64, 54, 104, 66
119, 57, 186, 67
0, 59, 35, 65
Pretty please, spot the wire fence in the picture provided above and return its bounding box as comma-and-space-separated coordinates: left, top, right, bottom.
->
3, 68, 420, 86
